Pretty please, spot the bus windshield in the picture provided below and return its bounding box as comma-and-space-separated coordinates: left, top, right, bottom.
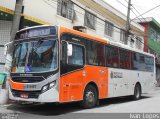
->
12, 38, 58, 73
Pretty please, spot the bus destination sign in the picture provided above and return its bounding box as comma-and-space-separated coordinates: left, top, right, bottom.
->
16, 26, 57, 40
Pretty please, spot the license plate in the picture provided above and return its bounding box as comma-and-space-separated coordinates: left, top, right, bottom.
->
20, 94, 29, 98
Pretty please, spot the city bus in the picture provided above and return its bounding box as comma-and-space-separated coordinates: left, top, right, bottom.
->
8, 25, 156, 108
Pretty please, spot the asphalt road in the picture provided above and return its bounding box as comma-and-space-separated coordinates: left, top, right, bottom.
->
0, 87, 160, 119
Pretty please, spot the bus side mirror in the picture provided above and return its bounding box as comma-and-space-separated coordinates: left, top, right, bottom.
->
4, 45, 8, 56
67, 43, 72, 56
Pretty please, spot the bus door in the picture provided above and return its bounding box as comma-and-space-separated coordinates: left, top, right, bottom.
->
60, 41, 85, 102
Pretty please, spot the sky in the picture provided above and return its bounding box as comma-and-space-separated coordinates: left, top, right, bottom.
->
105, 0, 160, 23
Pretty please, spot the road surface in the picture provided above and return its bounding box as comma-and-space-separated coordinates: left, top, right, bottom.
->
0, 87, 160, 119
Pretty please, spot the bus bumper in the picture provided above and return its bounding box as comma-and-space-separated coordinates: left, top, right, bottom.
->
9, 86, 59, 103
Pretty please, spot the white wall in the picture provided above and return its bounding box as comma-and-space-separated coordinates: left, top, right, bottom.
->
0, 0, 15, 10
0, 0, 144, 51
0, 20, 12, 73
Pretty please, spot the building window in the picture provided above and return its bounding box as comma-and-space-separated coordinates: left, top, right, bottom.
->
105, 21, 113, 37
130, 38, 134, 48
150, 28, 157, 41
157, 34, 160, 43
136, 37, 142, 50
57, 0, 75, 20
84, 11, 96, 30
120, 30, 127, 44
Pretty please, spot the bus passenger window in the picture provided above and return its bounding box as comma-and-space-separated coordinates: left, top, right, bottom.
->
106, 45, 119, 68
68, 44, 84, 65
145, 56, 154, 72
119, 49, 130, 69
131, 52, 141, 70
86, 41, 105, 66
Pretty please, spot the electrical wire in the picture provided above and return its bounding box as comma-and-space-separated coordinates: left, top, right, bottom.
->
115, 0, 128, 8
47, 0, 125, 30
42, 0, 159, 55
132, 4, 160, 21
130, 3, 160, 55
123, 0, 128, 4
115, 0, 145, 24
115, 0, 160, 55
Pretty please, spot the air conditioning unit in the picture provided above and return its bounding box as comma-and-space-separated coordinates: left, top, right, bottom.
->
73, 26, 86, 32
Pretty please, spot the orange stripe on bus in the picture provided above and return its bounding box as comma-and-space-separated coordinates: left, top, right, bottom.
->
10, 79, 25, 90
60, 26, 109, 44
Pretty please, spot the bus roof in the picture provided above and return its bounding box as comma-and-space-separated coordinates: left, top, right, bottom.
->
17, 25, 154, 57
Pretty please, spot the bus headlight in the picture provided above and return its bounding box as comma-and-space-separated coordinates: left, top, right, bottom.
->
49, 81, 56, 88
42, 80, 56, 93
42, 85, 48, 92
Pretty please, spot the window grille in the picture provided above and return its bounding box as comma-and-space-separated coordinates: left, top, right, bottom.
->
84, 11, 96, 30
57, 0, 75, 20
136, 37, 142, 50
120, 30, 127, 44
105, 21, 113, 37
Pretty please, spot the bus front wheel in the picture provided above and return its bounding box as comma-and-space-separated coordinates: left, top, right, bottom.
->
80, 85, 98, 109
133, 83, 141, 100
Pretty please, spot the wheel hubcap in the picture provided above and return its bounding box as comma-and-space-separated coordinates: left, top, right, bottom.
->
86, 91, 95, 103
135, 87, 140, 98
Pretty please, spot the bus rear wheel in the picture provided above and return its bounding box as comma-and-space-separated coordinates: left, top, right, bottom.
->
133, 84, 141, 100
80, 85, 98, 109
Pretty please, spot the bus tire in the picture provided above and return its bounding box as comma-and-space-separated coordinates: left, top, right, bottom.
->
80, 85, 98, 109
133, 83, 141, 100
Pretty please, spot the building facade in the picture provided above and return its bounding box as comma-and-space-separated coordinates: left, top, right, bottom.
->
135, 17, 160, 85
0, 0, 145, 72
0, 2, 49, 72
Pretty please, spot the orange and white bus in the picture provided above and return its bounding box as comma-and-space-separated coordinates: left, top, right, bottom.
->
8, 25, 156, 108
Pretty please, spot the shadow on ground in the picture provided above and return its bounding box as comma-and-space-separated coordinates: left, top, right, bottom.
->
7, 96, 150, 116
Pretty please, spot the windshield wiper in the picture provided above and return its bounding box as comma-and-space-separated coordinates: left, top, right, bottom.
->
33, 38, 44, 52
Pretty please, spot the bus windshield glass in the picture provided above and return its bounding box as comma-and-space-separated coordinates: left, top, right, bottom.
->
12, 38, 58, 73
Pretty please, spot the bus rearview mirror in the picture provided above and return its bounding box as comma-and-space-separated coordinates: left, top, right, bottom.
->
67, 43, 73, 56
4, 41, 14, 56
4, 45, 8, 56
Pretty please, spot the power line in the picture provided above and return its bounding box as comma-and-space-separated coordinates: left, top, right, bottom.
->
43, 0, 160, 54
130, 3, 160, 55
131, 4, 146, 22
132, 4, 160, 21
131, 9, 142, 22
115, 0, 128, 8
121, 1, 160, 55
43, 0, 126, 35
131, 35, 160, 56
123, 0, 128, 4
46, 0, 125, 30
115, 0, 143, 23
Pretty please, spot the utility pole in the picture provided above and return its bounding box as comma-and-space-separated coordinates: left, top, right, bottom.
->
4, 0, 24, 88
10, 0, 24, 42
125, 0, 131, 44
3, 0, 23, 104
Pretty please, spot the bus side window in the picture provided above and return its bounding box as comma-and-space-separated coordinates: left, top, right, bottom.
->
68, 44, 84, 66
106, 45, 119, 68
145, 56, 154, 72
119, 48, 131, 69
86, 41, 105, 66
131, 52, 139, 70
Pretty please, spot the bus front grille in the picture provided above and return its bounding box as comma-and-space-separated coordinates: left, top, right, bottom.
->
11, 77, 45, 83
